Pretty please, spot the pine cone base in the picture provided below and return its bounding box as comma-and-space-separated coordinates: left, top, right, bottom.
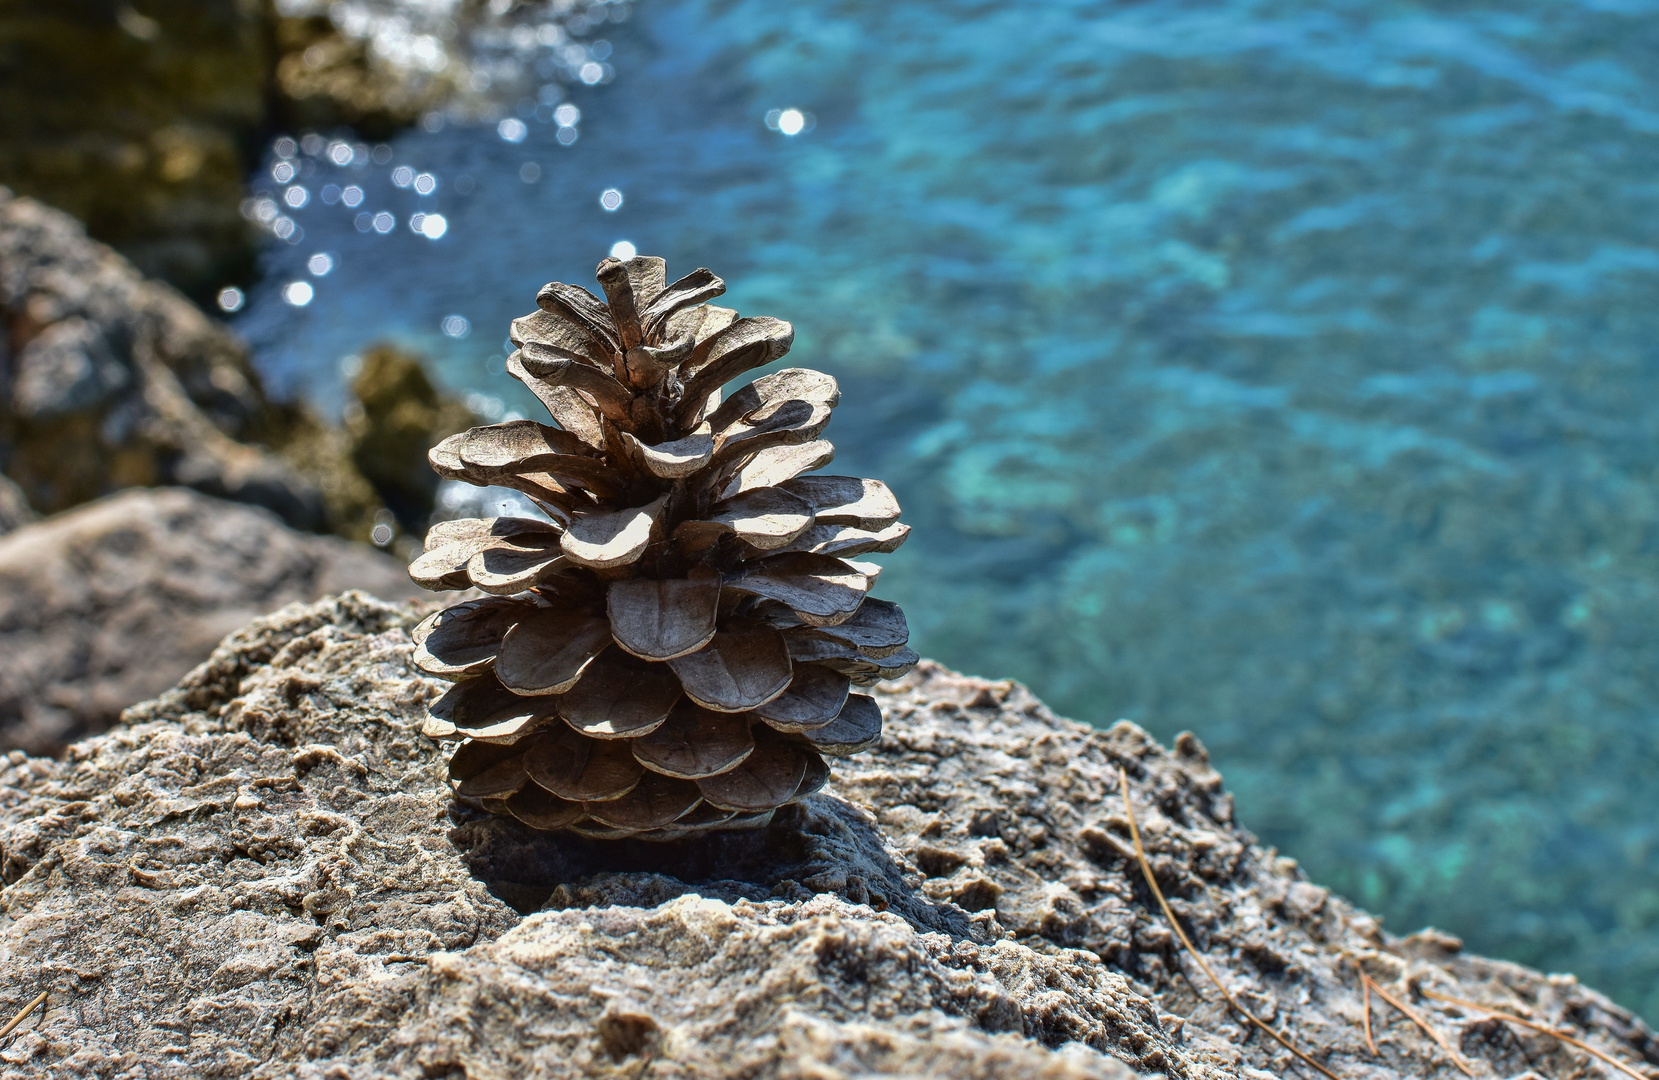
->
410, 255, 914, 840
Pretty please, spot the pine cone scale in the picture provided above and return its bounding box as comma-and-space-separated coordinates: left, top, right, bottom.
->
631, 703, 755, 779
665, 618, 794, 713
752, 665, 851, 731
606, 571, 721, 661
556, 648, 680, 738
410, 255, 913, 839
695, 734, 808, 813
527, 729, 644, 802
584, 773, 703, 832
559, 496, 667, 568
494, 610, 610, 695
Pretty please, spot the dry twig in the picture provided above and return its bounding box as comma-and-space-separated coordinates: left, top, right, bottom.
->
1116, 767, 1343, 1080
1362, 974, 1474, 1076
1359, 964, 1378, 1057
1421, 987, 1650, 1080
0, 990, 47, 1040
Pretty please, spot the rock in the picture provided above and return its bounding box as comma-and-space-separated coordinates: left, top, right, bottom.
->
0, 189, 331, 528
0, 187, 423, 542
0, 488, 425, 756
346, 344, 478, 539
0, 473, 33, 534
0, 593, 1652, 1078
0, 1, 619, 297
271, 12, 456, 139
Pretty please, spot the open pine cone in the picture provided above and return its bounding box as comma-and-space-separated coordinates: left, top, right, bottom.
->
408, 256, 916, 840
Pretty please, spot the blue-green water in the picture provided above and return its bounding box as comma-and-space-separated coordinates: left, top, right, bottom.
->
236, 0, 1659, 1018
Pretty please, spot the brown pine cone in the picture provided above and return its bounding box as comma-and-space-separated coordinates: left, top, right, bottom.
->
408, 255, 914, 840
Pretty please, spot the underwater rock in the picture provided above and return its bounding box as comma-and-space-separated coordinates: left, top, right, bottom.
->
271, 13, 457, 139
0, 0, 620, 295
0, 593, 1650, 1078
0, 489, 424, 757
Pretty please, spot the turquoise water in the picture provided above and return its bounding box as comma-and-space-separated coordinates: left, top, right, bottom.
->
236, 0, 1659, 1018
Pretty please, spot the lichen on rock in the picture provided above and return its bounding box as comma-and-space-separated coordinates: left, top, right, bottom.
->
0, 594, 1652, 1078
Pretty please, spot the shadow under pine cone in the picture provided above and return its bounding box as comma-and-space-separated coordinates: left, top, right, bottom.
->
450, 791, 975, 939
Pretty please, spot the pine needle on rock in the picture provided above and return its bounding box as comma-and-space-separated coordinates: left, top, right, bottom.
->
1421, 987, 1650, 1080
0, 990, 47, 1040
1358, 962, 1378, 1057
1361, 973, 1473, 1076
1117, 766, 1343, 1080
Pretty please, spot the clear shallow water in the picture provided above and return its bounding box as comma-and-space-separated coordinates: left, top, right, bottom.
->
236, 0, 1659, 1017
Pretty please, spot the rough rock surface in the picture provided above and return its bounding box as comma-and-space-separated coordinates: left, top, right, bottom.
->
0, 594, 1652, 1079
0, 489, 424, 756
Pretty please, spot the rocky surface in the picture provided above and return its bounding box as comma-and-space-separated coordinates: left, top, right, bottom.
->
0, 489, 425, 757
0, 593, 1651, 1079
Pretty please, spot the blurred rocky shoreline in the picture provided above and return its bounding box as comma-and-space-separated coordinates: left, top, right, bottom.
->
0, 186, 473, 754
0, 0, 609, 755
0, 0, 623, 300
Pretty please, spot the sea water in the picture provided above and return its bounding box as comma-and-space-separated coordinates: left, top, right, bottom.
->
234, 0, 1659, 1019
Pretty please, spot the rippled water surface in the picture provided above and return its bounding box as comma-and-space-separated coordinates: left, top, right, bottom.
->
236, 0, 1659, 1017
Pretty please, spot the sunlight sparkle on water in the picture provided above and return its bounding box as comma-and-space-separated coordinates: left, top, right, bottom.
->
282, 281, 314, 307
609, 240, 637, 260
307, 253, 334, 276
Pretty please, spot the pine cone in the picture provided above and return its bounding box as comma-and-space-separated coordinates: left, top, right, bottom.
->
408, 256, 915, 840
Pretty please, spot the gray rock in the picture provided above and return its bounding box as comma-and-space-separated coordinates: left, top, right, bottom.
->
0, 187, 326, 529
0, 473, 33, 534
0, 593, 1652, 1078
0, 488, 424, 755
9, 317, 129, 420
